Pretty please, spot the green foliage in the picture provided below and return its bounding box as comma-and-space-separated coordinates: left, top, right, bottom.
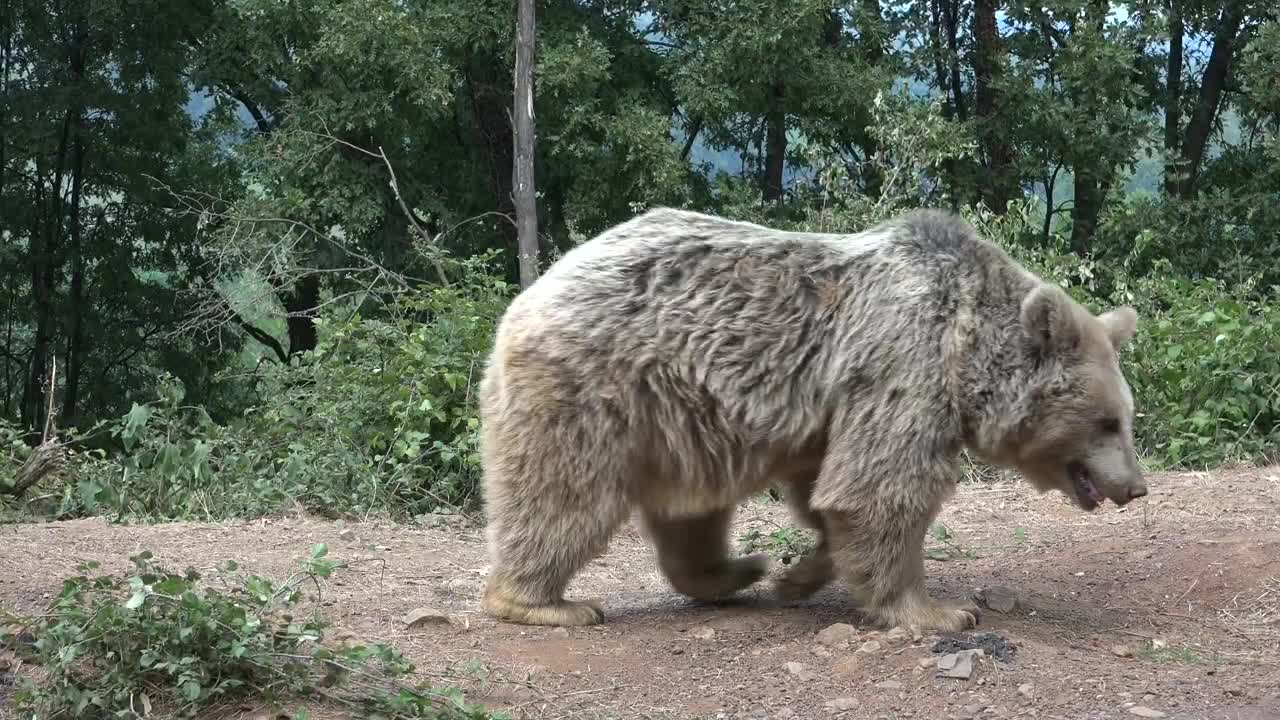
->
2, 546, 497, 719
50, 256, 512, 521
738, 525, 819, 563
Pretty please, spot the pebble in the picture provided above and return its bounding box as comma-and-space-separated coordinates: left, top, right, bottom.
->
548, 627, 569, 638
691, 626, 716, 640
875, 680, 904, 690
858, 640, 882, 654
785, 661, 806, 676
1018, 683, 1033, 697
403, 607, 451, 628
886, 626, 911, 643
337, 528, 356, 540
1112, 644, 1134, 658
981, 585, 1020, 613
825, 698, 858, 711
1129, 708, 1166, 719
958, 704, 985, 719
816, 622, 859, 646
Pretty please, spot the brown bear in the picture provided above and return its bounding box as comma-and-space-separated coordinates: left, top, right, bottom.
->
477, 207, 1146, 632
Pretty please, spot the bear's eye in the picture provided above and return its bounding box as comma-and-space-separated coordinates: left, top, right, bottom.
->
1099, 418, 1121, 434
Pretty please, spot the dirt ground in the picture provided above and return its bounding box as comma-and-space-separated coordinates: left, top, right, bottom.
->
3, 465, 1279, 720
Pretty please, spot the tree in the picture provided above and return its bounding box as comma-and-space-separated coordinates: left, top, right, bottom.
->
514, 0, 539, 289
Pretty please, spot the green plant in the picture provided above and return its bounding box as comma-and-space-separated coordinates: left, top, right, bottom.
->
1, 545, 497, 719
737, 525, 819, 564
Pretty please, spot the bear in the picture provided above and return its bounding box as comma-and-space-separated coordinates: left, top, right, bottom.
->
476, 207, 1146, 632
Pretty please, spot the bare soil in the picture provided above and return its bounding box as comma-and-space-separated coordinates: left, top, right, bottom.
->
3, 465, 1280, 720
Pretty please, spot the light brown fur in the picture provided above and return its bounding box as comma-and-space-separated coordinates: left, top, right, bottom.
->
478, 208, 1145, 631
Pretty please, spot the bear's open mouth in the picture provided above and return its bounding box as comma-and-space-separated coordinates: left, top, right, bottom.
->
1068, 461, 1105, 511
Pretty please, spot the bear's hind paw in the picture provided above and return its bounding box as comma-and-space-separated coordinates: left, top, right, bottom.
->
878, 597, 980, 633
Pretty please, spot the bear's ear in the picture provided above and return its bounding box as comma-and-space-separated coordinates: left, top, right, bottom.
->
1020, 284, 1078, 355
1098, 306, 1138, 349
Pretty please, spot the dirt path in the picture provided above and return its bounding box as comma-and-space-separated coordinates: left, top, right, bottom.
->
3, 466, 1279, 719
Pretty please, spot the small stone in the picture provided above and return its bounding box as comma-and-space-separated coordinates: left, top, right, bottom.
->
875, 680, 903, 690
403, 607, 452, 628
858, 640, 882, 654
936, 649, 982, 680
777, 708, 796, 719
1018, 683, 1033, 697
816, 622, 859, 646
1129, 708, 1166, 719
1112, 645, 1134, 658
786, 661, 806, 676
917, 656, 935, 669
1225, 685, 1245, 697
958, 704, 985, 719
825, 698, 858, 711
833, 656, 863, 677
886, 626, 911, 643
549, 627, 570, 638
338, 528, 356, 540
812, 646, 833, 658
691, 626, 716, 640
980, 585, 1020, 613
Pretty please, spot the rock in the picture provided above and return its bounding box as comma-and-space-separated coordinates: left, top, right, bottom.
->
785, 661, 806, 676
858, 640, 882, 654
979, 585, 1020, 613
691, 626, 716, 640
936, 649, 983, 680
403, 607, 452, 628
1225, 685, 1245, 697
825, 698, 859, 711
918, 656, 936, 669
777, 708, 797, 719
886, 626, 911, 644
549, 627, 570, 638
816, 622, 859, 646
1112, 644, 1134, 658
833, 656, 863, 677
1129, 708, 1166, 719
338, 528, 356, 541
1017, 683, 1033, 697
875, 680, 903, 690
958, 704, 985, 719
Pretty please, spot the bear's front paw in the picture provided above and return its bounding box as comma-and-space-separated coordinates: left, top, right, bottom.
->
772, 553, 833, 602
878, 596, 981, 634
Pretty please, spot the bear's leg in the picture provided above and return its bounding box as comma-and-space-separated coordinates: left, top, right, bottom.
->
643, 507, 768, 601
774, 475, 834, 601
823, 509, 980, 632
480, 438, 630, 627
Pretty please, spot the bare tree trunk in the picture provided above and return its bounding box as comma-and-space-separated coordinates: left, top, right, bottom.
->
943, 0, 967, 122
62, 129, 86, 426
763, 79, 786, 205
284, 273, 320, 356
973, 0, 1015, 214
1162, 0, 1184, 195
1176, 3, 1244, 199
513, 0, 539, 290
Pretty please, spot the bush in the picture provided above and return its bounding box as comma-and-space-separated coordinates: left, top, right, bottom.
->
3, 546, 496, 719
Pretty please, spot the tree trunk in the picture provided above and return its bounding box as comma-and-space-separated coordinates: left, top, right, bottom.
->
513, 0, 539, 290
973, 0, 1015, 214
62, 128, 86, 426
22, 111, 73, 436
943, 0, 967, 122
284, 273, 320, 356
1070, 168, 1111, 254
763, 79, 786, 205
1162, 0, 1184, 195
1175, 3, 1244, 199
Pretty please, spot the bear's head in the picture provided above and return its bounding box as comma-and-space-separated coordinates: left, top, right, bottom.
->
1000, 284, 1146, 511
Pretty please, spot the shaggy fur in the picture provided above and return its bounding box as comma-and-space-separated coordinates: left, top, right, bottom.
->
478, 207, 1146, 631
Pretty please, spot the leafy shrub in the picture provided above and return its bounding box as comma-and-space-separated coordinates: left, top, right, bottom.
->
3, 545, 495, 719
